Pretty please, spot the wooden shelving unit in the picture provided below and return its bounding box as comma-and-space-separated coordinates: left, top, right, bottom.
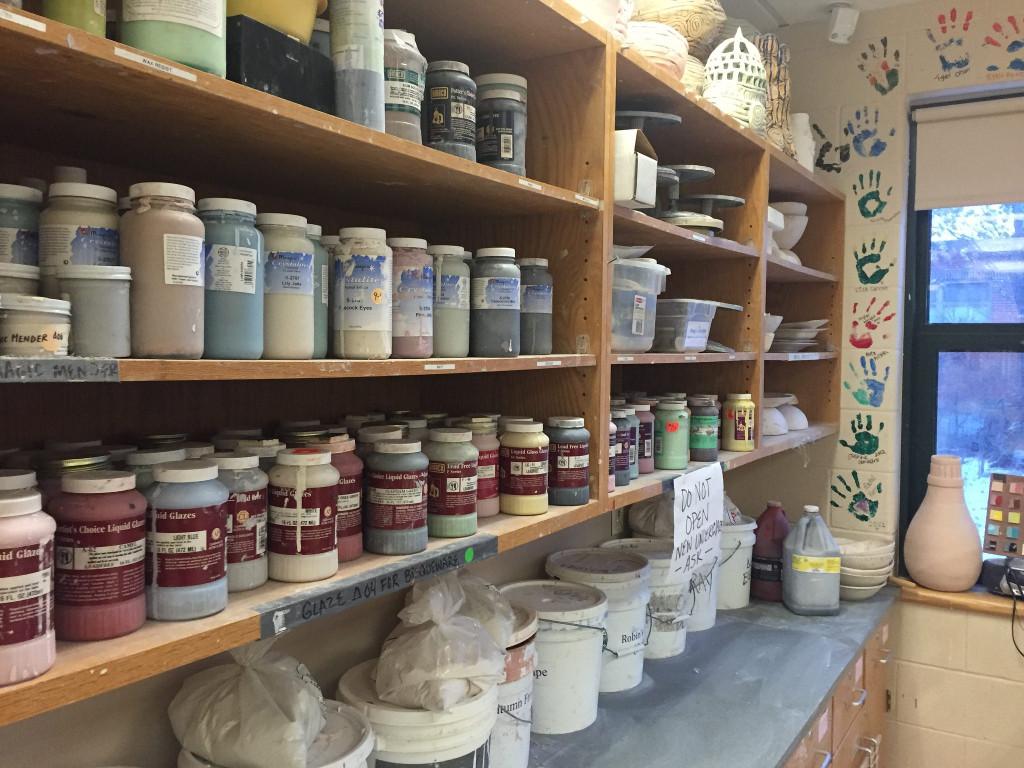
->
763, 352, 838, 362
612, 352, 757, 365
765, 252, 839, 283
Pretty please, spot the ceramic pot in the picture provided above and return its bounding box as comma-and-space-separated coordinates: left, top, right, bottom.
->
904, 455, 983, 592
702, 29, 767, 135
791, 113, 815, 171
755, 34, 795, 156
634, 0, 727, 60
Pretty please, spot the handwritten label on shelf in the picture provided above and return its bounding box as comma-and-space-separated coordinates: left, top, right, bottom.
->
0, 357, 119, 383
616, 356, 634, 363
0, 8, 46, 31
114, 47, 198, 82
574, 193, 600, 208
256, 536, 499, 637
517, 178, 543, 192
424, 363, 456, 371
536, 359, 563, 367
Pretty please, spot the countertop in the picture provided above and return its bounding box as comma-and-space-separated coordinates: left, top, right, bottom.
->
529, 588, 898, 768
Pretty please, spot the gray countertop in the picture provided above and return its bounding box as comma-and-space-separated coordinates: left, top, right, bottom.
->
529, 588, 898, 768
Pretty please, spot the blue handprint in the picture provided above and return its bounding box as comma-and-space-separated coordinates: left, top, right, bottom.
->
844, 356, 890, 407
843, 107, 895, 158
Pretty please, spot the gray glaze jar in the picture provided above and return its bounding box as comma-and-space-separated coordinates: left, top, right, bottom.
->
364, 439, 429, 556
424, 61, 476, 161
518, 257, 553, 355
475, 74, 528, 176
471, 248, 520, 357
545, 417, 590, 506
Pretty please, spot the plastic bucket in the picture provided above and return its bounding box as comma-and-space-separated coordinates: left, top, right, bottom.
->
717, 516, 758, 610
500, 580, 607, 735
687, 558, 720, 632
545, 548, 652, 692
489, 605, 538, 768
338, 660, 496, 767
600, 538, 688, 659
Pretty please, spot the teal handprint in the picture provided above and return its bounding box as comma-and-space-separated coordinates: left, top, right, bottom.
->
840, 414, 885, 456
852, 171, 893, 220
830, 470, 883, 522
844, 356, 891, 407
854, 238, 893, 286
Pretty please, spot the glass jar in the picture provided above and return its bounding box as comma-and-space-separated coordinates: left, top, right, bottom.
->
622, 406, 640, 480
211, 452, 268, 593
499, 422, 549, 516
306, 223, 330, 360
429, 245, 470, 358
125, 447, 188, 492
383, 29, 426, 143
364, 439, 429, 555
389, 237, 433, 359
611, 409, 632, 487
425, 428, 479, 538
257, 213, 314, 360
471, 247, 521, 357
608, 418, 617, 493
330, 0, 385, 131
337, 227, 392, 360
310, 437, 364, 563
518, 257, 553, 355
120, 0, 227, 77
39, 183, 119, 297
475, 73, 528, 176
458, 418, 499, 518
654, 400, 690, 471
545, 417, 590, 506
43, 0, 107, 35
121, 183, 205, 359
689, 395, 720, 462
628, 403, 655, 474
0, 183, 42, 267
199, 198, 263, 360
723, 393, 756, 452
424, 60, 477, 160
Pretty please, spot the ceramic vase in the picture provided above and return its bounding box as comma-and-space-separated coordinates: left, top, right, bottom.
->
755, 33, 795, 157
634, 0, 727, 60
702, 29, 767, 135
904, 455, 983, 592
791, 113, 815, 171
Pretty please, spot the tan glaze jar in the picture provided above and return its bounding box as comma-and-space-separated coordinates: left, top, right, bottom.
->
499, 422, 549, 516
120, 183, 205, 359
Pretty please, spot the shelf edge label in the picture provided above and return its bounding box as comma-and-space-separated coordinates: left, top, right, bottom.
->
0, 8, 46, 31
574, 193, 600, 208
517, 178, 543, 191
0, 357, 119, 383
535, 359, 562, 367
424, 363, 456, 371
616, 356, 634, 363
114, 46, 198, 82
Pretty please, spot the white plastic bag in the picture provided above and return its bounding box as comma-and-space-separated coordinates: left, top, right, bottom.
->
376, 573, 505, 711
168, 639, 326, 768
411, 571, 514, 651
629, 491, 739, 534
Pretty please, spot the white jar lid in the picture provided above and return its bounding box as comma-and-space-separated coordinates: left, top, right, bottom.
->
0, 263, 40, 280
0, 294, 71, 316
547, 547, 652, 582
476, 73, 528, 91
426, 245, 464, 257
56, 265, 132, 281
376, 439, 422, 454
429, 428, 472, 443
387, 237, 428, 249
276, 448, 330, 466
656, 400, 687, 409
358, 426, 404, 441
305, 223, 323, 238
0, 489, 42, 517
129, 182, 196, 203
518, 258, 548, 267
339, 227, 387, 240
47, 183, 117, 203
211, 451, 260, 470
0, 469, 36, 492
499, 579, 608, 623
62, 470, 137, 494
53, 166, 87, 183
547, 416, 585, 429
182, 442, 215, 459
505, 422, 542, 433
197, 198, 257, 216
0, 184, 43, 204
727, 393, 753, 400
628, 403, 651, 412
310, 438, 356, 455
475, 247, 516, 259
661, 392, 687, 399
611, 409, 628, 418
321, 235, 340, 246
125, 447, 188, 466
256, 213, 307, 228
621, 407, 636, 415
153, 460, 219, 483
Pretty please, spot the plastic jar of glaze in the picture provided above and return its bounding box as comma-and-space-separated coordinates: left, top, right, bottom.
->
690, 393, 722, 448
146, 460, 230, 621
429, 245, 470, 358
36, 449, 112, 506
518, 257, 553, 355
723, 394, 756, 452
257, 213, 314, 360
39, 183, 119, 296
546, 417, 590, 506
43, 0, 106, 35
389, 417, 428, 442
0, 295, 71, 357
268, 449, 339, 582
121, 182, 205, 359
629, 403, 655, 474
0, 184, 42, 266
0, 469, 36, 494
622, 406, 640, 480
425, 428, 478, 538
499, 422, 549, 516
608, 418, 616, 493
199, 198, 263, 360
383, 29, 426, 143
280, 427, 330, 448
654, 400, 690, 470
211, 452, 268, 592
48, 470, 147, 640
364, 439, 428, 555
309, 438, 364, 563
389, 238, 433, 358
0, 490, 56, 685
56, 265, 132, 358
211, 428, 262, 450
688, 395, 720, 462
424, 61, 477, 160
0, 263, 40, 295
125, 447, 188, 493
475, 74, 528, 177
120, 0, 227, 77
458, 418, 499, 518
471, 248, 520, 357
234, 439, 284, 472
356, 425, 404, 459
611, 410, 632, 487
330, 0, 385, 131
306, 223, 330, 359
337, 228, 392, 360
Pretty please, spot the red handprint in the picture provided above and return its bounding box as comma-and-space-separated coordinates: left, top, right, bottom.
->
849, 298, 896, 349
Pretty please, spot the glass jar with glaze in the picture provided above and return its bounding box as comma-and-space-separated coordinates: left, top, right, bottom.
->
120, 182, 205, 359
518, 257, 553, 355
608, 418, 617, 493
425, 428, 479, 538
42, 0, 107, 35
364, 439, 429, 555
310, 437, 364, 563
629, 403, 655, 474
306, 223, 330, 359
475, 73, 528, 176
389, 237, 433, 359
429, 245, 470, 358
654, 401, 690, 471
499, 422, 549, 516
356, 425, 405, 459
723, 393, 756, 452
545, 417, 590, 506
257, 213, 314, 360
424, 61, 477, 160
199, 198, 263, 360
48, 470, 147, 640
0, 184, 42, 267
611, 409, 632, 487
383, 29, 426, 143
234, 438, 285, 472
211, 452, 268, 593
0, 490, 56, 685
125, 447, 188, 493
120, 0, 227, 77
35, 449, 112, 506
146, 460, 230, 621
688, 395, 720, 462
458, 418, 499, 518
337, 227, 392, 360
622, 406, 640, 480
39, 183, 119, 297
268, 448, 339, 583
56, 264, 132, 358
471, 247, 520, 357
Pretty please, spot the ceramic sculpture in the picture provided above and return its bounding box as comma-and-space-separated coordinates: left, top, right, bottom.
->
702, 29, 767, 136
791, 113, 815, 171
755, 34, 795, 157
634, 0, 727, 60
626, 21, 690, 80
682, 55, 705, 94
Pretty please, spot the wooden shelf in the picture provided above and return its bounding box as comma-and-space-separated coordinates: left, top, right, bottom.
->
765, 252, 839, 283
613, 206, 758, 261
767, 145, 845, 202
891, 576, 1014, 619
764, 352, 838, 362
612, 352, 757, 365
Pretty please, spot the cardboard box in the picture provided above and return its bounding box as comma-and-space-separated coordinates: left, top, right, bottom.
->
614, 129, 659, 209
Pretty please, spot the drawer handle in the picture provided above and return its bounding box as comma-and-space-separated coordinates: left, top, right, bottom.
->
813, 750, 832, 768
855, 745, 873, 768
878, 649, 892, 665
851, 687, 868, 708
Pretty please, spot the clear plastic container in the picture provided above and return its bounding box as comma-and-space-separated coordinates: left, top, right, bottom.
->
475, 73, 528, 176
610, 258, 669, 353
306, 223, 330, 360
783, 506, 841, 616
211, 452, 268, 593
389, 238, 433, 359
364, 439, 428, 555
429, 245, 470, 358
518, 257, 553, 355
330, 0, 385, 131
0, 183, 42, 266
471, 247, 520, 357
268, 449, 340, 583
383, 29, 426, 143
499, 422, 549, 516
121, 0, 227, 77
545, 417, 590, 506
653, 299, 716, 353
257, 213, 314, 360
39, 183, 119, 297
337, 227, 392, 359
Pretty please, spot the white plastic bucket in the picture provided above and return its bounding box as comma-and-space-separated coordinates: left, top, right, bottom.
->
489, 605, 538, 768
545, 548, 652, 692
687, 559, 720, 632
717, 516, 758, 610
338, 660, 496, 767
500, 580, 607, 735
600, 537, 688, 659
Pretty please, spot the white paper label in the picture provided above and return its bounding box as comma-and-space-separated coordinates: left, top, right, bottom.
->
0, 226, 36, 265
478, 464, 496, 480
436, 274, 469, 310
60, 540, 145, 570
518, 178, 542, 191
0, 318, 69, 355
269, 506, 322, 527
122, 0, 223, 37
384, 68, 423, 113
148, 530, 207, 554
631, 295, 647, 336
163, 234, 204, 287
0, 7, 47, 31
521, 283, 553, 314
0, 568, 50, 603
683, 320, 711, 349
206, 244, 256, 294
39, 224, 119, 268
338, 492, 361, 513
368, 485, 422, 506
113, 46, 198, 81
394, 263, 433, 337
471, 277, 520, 310
342, 253, 392, 332
510, 460, 547, 476
557, 454, 589, 469
266, 252, 313, 295
320, 264, 329, 306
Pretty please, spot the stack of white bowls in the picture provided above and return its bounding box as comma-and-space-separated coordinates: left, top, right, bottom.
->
838, 535, 895, 601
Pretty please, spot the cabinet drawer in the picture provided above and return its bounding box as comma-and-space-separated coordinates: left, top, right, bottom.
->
784, 704, 833, 768
832, 652, 867, 747
833, 712, 878, 768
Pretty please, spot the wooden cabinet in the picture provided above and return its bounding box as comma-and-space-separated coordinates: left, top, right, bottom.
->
832, 651, 867, 748
783, 704, 832, 768
863, 617, 893, 766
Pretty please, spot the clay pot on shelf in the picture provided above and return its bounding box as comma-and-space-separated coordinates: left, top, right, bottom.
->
634, 0, 727, 60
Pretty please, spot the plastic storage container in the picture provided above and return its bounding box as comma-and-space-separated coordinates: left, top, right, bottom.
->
0, 295, 71, 357
39, 183, 119, 297
490, 604, 538, 768
654, 400, 689, 470
56, 265, 132, 358
0, 263, 40, 294
257, 213, 314, 360
330, 0, 385, 131
717, 516, 757, 610
337, 227, 392, 360
0, 183, 42, 266
783, 506, 841, 616
211, 452, 268, 593
471, 247, 520, 357
518, 257, 553, 355
611, 258, 669, 353
499, 422, 549, 515
424, 428, 478, 538
309, 437, 364, 563
653, 299, 740, 353
424, 61, 476, 160
389, 238, 433, 358
752, 500, 790, 602
430, 245, 470, 357
306, 223, 330, 359
364, 439, 428, 555
121, 0, 227, 77
383, 29, 426, 143
475, 73, 528, 176
545, 417, 590, 506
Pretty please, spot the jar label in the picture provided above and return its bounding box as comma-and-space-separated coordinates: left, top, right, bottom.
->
367, 469, 428, 530
639, 422, 654, 460
0, 541, 53, 646
477, 109, 518, 162
791, 555, 841, 574
342, 253, 392, 332
163, 233, 204, 287
122, 0, 224, 37
336, 474, 363, 539
608, 434, 616, 474
320, 263, 329, 307
330, 0, 384, 66
550, 441, 589, 489
751, 555, 783, 583
436, 274, 469, 310
226, 488, 267, 564
394, 262, 434, 338
499, 446, 548, 496
427, 83, 477, 146
428, 459, 478, 516
632, 295, 647, 336
476, 448, 499, 500
615, 430, 630, 472
55, 515, 146, 606
471, 277, 521, 311
0, 226, 38, 265
39, 224, 119, 268
0, 318, 69, 355
268, 485, 337, 556
683, 320, 711, 349
146, 505, 227, 588
521, 283, 553, 315
727, 406, 755, 442
206, 244, 257, 295
690, 415, 719, 450
384, 67, 424, 115
266, 251, 313, 295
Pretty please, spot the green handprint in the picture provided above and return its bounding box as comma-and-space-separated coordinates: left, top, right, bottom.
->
839, 414, 885, 456
854, 238, 893, 285
852, 171, 894, 220
844, 355, 891, 407
830, 470, 883, 522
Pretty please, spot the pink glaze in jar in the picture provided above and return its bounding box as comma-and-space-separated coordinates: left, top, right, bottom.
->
458, 418, 499, 518
310, 437, 364, 563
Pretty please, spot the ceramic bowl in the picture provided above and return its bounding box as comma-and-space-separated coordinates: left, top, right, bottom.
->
772, 202, 808, 216
775, 214, 808, 250
841, 552, 895, 571
835, 534, 897, 552
763, 407, 789, 436
764, 314, 784, 334
763, 332, 775, 352
778, 404, 808, 430
840, 583, 887, 601
840, 568, 892, 588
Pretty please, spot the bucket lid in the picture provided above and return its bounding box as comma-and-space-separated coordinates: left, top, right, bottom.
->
0, 294, 70, 316
0, 469, 36, 492
61, 470, 136, 494
256, 212, 307, 228
125, 447, 187, 466
0, 263, 40, 279
152, 460, 218, 483
599, 537, 673, 562
500, 579, 608, 623
210, 451, 260, 470
546, 548, 652, 583
507, 604, 539, 647
0, 183, 43, 204
47, 182, 117, 203
197, 197, 257, 216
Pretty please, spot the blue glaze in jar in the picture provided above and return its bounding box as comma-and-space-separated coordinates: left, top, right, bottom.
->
199, 198, 264, 360
0, 184, 43, 266
306, 223, 329, 359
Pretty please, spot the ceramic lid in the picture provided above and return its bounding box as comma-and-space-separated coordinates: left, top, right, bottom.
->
62, 470, 137, 494
256, 213, 307, 228
56, 265, 132, 281
306, 222, 323, 238
476, 247, 516, 259
47, 183, 117, 203
0, 294, 70, 315
426, 245, 464, 257
387, 237, 428, 249
600, 537, 673, 561
0, 263, 40, 279
197, 198, 257, 216
276, 448, 330, 467
153, 460, 219, 483
0, 469, 36, 492
428, 428, 472, 443
129, 182, 195, 203
0, 184, 43, 204
507, 604, 539, 647
125, 447, 187, 466
339, 227, 386, 240
0, 489, 42, 517
547, 548, 652, 583
499, 579, 608, 623
210, 452, 260, 470
375, 439, 422, 454
505, 422, 542, 433
546, 417, 585, 429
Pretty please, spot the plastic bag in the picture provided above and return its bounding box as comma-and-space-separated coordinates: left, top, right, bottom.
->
168, 639, 326, 768
408, 571, 515, 651
629, 491, 740, 533
376, 573, 506, 711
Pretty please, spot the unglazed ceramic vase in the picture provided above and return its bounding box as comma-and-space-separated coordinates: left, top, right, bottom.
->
755, 33, 795, 157
791, 113, 815, 171
634, 0, 727, 60
904, 455, 983, 592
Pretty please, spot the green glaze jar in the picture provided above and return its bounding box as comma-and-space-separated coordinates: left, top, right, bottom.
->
654, 400, 690, 471
43, 0, 106, 36
121, 0, 226, 77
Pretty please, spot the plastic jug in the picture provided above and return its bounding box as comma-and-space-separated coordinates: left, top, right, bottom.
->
782, 506, 840, 616
751, 500, 789, 603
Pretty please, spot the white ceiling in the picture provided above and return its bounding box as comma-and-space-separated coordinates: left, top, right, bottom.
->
719, 0, 920, 31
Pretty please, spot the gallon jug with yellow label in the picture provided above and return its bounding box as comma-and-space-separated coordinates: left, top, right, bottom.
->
782, 505, 841, 615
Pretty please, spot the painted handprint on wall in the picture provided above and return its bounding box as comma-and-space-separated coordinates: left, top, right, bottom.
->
852, 171, 894, 220
844, 356, 891, 407
858, 37, 901, 95
843, 107, 895, 158
831, 471, 884, 522
985, 16, 1024, 72
927, 8, 974, 77
854, 238, 894, 286
849, 297, 896, 349
839, 414, 886, 457
813, 122, 850, 174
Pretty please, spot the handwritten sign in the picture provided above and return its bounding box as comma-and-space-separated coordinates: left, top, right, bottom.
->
0, 357, 119, 383
671, 462, 724, 588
